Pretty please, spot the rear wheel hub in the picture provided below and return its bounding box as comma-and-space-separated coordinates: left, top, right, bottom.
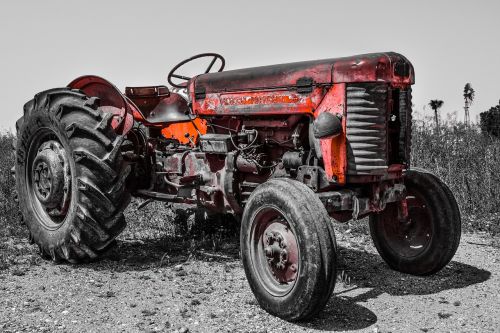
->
30, 140, 71, 221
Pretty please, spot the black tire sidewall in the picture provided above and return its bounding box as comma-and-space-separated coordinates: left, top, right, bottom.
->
15, 89, 130, 262
16, 105, 79, 248
240, 180, 323, 320
273, 178, 337, 317
370, 169, 461, 275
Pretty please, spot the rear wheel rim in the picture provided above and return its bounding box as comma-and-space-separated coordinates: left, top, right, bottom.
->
26, 128, 72, 229
249, 206, 299, 297
382, 188, 433, 258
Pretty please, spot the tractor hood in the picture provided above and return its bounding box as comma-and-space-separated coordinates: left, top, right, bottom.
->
193, 52, 414, 95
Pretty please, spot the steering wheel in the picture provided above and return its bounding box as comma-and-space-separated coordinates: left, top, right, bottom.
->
168, 53, 225, 88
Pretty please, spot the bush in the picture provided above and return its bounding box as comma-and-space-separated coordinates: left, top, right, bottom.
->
0, 132, 24, 240
480, 102, 500, 138
412, 118, 500, 233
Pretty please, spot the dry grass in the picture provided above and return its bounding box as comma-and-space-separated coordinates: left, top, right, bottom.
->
411, 118, 500, 234
1, 119, 499, 257
0, 132, 28, 269
0, 132, 24, 239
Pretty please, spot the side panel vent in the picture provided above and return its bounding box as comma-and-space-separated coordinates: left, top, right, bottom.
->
346, 84, 388, 175
399, 87, 412, 166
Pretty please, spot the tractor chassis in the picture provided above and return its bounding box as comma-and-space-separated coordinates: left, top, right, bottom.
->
319, 182, 406, 220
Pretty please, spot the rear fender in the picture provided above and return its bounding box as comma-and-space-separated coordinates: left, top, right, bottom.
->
68, 75, 138, 135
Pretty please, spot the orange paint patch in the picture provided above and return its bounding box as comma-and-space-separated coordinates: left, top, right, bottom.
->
161, 118, 208, 145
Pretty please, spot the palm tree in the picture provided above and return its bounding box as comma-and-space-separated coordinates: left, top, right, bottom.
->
429, 99, 444, 133
463, 83, 475, 126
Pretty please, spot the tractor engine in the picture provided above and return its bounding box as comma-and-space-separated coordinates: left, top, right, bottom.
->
132, 114, 312, 214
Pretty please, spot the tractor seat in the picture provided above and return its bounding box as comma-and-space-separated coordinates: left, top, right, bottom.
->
125, 85, 193, 124
146, 93, 194, 124
125, 85, 170, 98
125, 85, 170, 114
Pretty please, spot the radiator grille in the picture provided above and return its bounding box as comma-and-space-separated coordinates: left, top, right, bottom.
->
398, 87, 412, 166
346, 84, 388, 175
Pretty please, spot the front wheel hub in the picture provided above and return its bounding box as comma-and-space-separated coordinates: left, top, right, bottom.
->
250, 207, 300, 296
264, 231, 289, 271
31, 141, 71, 217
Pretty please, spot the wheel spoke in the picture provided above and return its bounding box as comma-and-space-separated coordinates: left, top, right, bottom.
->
170, 73, 190, 81
205, 56, 218, 73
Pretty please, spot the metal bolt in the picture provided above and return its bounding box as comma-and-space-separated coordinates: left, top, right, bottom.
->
265, 232, 273, 245
264, 246, 273, 257
280, 249, 288, 263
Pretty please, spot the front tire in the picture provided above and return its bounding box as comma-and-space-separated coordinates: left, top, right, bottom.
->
14, 88, 131, 263
240, 178, 337, 321
369, 168, 461, 275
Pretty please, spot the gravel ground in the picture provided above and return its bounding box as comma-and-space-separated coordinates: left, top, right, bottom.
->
0, 228, 498, 333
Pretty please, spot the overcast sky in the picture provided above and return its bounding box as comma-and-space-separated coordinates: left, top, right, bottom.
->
1, 0, 499, 131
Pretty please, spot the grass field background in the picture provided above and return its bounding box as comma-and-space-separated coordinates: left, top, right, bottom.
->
1, 118, 499, 246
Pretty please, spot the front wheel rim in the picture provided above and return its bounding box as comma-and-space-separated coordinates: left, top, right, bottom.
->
383, 188, 433, 258
249, 206, 300, 297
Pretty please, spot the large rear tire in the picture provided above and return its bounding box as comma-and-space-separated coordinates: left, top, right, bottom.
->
369, 168, 461, 275
14, 88, 131, 263
240, 178, 337, 321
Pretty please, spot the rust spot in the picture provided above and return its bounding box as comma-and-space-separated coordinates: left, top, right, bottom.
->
221, 94, 302, 106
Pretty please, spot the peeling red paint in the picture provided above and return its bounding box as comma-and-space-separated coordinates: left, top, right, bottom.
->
193, 52, 414, 95
68, 75, 134, 135
314, 84, 347, 184
221, 94, 301, 106
193, 88, 325, 116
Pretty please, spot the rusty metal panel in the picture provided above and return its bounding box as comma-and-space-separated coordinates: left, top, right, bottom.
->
193, 52, 414, 95
314, 84, 347, 184
67, 75, 135, 135
332, 53, 414, 86
194, 59, 333, 93
193, 88, 324, 116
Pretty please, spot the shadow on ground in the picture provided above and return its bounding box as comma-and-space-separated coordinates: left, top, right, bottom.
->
72, 235, 492, 332
300, 245, 491, 331
98, 235, 239, 270
337, 246, 491, 298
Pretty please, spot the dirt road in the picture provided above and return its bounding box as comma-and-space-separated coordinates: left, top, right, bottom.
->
0, 228, 498, 333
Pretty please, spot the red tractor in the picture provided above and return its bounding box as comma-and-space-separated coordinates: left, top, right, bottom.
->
13, 52, 461, 320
